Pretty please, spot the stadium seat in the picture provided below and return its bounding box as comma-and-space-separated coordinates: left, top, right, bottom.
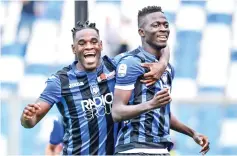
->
175, 104, 222, 155
172, 78, 197, 98
219, 119, 237, 154
0, 1, 7, 30
0, 135, 7, 156
167, 24, 176, 65
181, 0, 206, 7
17, 12, 36, 44
176, 5, 206, 31
18, 75, 47, 99
226, 63, 237, 99
207, 13, 232, 25
164, 12, 176, 24
39, 1, 64, 21
0, 101, 10, 136
232, 9, 237, 51
206, 0, 235, 14
224, 105, 237, 118
24, 64, 62, 76
174, 31, 201, 79
231, 50, 237, 61
219, 147, 237, 155
0, 56, 24, 85
1, 1, 22, 45
25, 20, 59, 65
1, 43, 26, 58
55, 0, 75, 65
155, 0, 180, 13
197, 25, 231, 91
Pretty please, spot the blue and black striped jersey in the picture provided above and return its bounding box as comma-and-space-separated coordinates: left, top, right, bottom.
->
114, 46, 175, 153
39, 56, 119, 155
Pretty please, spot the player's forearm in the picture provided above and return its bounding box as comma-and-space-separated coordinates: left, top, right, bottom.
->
170, 113, 196, 138
112, 101, 153, 122
159, 46, 170, 67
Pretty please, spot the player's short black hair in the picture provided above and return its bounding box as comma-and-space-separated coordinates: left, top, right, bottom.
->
71, 21, 99, 41
138, 6, 164, 27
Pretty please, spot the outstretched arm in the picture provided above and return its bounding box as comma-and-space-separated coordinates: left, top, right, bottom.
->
21, 101, 51, 128
170, 113, 210, 155
21, 74, 61, 128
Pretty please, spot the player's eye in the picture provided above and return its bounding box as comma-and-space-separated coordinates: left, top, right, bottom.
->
164, 23, 169, 28
78, 41, 85, 45
91, 39, 98, 44
152, 24, 158, 28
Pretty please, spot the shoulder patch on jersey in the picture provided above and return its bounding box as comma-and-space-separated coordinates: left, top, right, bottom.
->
48, 75, 57, 80
117, 64, 127, 77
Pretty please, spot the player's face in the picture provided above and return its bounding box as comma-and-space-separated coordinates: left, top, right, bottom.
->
142, 12, 170, 49
72, 28, 102, 71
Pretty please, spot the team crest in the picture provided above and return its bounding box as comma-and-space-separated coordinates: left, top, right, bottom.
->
118, 64, 127, 77
90, 84, 100, 96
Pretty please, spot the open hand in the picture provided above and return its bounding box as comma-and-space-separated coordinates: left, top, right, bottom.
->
193, 133, 210, 155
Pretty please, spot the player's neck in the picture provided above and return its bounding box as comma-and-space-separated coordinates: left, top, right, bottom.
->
142, 42, 162, 59
76, 61, 100, 73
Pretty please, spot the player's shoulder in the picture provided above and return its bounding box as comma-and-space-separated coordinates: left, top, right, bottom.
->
45, 64, 72, 85
55, 64, 72, 77
116, 49, 144, 66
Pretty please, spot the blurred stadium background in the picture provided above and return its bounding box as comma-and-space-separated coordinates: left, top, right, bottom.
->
1, 0, 237, 155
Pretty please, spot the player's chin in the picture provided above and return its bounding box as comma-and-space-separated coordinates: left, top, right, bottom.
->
84, 63, 97, 71
156, 43, 167, 49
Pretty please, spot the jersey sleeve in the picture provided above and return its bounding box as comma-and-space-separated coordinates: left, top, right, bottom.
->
170, 64, 175, 80
113, 52, 128, 66
38, 74, 61, 106
115, 56, 145, 90
49, 118, 64, 145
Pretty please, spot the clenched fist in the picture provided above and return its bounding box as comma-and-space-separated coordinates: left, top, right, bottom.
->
22, 103, 41, 120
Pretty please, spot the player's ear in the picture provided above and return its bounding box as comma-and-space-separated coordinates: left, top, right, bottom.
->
138, 28, 145, 37
71, 44, 76, 54
99, 40, 103, 51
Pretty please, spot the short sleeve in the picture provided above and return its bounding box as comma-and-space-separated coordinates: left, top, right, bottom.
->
168, 64, 175, 80
115, 56, 145, 90
113, 52, 129, 66
49, 118, 64, 145
39, 74, 61, 106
